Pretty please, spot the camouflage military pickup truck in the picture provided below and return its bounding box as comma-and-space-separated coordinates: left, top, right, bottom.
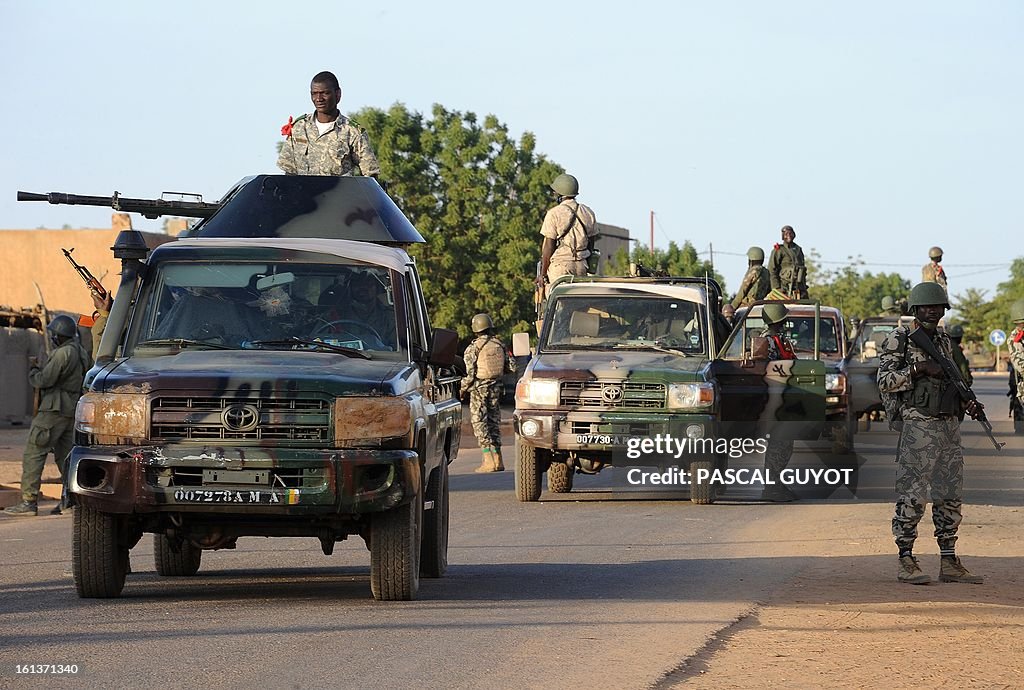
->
38, 176, 461, 601
512, 276, 826, 504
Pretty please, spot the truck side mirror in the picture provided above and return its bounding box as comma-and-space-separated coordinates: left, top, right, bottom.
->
512, 332, 531, 358
427, 327, 459, 367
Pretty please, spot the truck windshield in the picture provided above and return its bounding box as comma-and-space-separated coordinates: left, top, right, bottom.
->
543, 295, 706, 355
129, 261, 401, 355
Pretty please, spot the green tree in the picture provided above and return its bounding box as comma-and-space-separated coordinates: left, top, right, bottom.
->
952, 257, 1024, 349
606, 242, 725, 290
806, 252, 911, 331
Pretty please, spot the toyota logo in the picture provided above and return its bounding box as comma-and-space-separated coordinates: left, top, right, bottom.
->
222, 404, 259, 432
601, 384, 624, 404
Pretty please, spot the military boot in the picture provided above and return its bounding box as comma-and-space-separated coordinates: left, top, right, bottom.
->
897, 555, 931, 584
475, 449, 497, 473
939, 556, 984, 584
492, 448, 505, 472
3, 501, 39, 517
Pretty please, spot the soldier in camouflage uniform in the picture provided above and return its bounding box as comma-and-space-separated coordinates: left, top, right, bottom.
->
945, 323, 973, 387
921, 246, 948, 292
462, 314, 515, 473
877, 282, 985, 585
1009, 300, 1024, 403
758, 303, 799, 502
731, 247, 771, 308
767, 225, 808, 299
4, 316, 89, 517
277, 71, 380, 178
878, 296, 903, 317
536, 174, 598, 291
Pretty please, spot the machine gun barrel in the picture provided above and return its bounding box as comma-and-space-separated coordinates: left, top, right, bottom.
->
17, 190, 220, 219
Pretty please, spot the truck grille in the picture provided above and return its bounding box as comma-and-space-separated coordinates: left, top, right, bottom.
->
151, 396, 331, 444
559, 381, 666, 409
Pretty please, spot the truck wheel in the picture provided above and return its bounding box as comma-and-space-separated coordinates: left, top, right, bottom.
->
547, 461, 574, 493
689, 459, 716, 505
370, 497, 421, 601
831, 416, 855, 455
420, 457, 449, 578
154, 534, 202, 576
72, 505, 129, 598
515, 437, 544, 502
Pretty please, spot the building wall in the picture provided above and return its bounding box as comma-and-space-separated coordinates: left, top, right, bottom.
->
594, 223, 631, 276
0, 221, 173, 315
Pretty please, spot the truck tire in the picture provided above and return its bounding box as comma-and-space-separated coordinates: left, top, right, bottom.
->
547, 461, 574, 493
689, 459, 716, 505
154, 534, 202, 577
420, 456, 449, 578
72, 505, 129, 598
515, 437, 544, 502
370, 497, 421, 601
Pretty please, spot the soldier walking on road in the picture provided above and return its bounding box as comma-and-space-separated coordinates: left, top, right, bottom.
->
1009, 300, 1024, 415
921, 246, 948, 292
767, 225, 808, 299
877, 282, 985, 585
758, 303, 799, 502
4, 316, 88, 517
536, 174, 598, 293
277, 71, 380, 178
462, 314, 516, 473
731, 247, 771, 308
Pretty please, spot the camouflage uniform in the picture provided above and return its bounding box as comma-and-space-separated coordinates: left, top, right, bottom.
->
921, 262, 948, 291
541, 199, 598, 282
1010, 326, 1024, 402
767, 241, 808, 298
19, 339, 89, 503
878, 324, 964, 555
277, 113, 380, 177
461, 335, 515, 450
731, 265, 770, 308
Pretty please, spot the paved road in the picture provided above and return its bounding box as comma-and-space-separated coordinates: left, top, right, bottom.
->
0, 380, 1019, 688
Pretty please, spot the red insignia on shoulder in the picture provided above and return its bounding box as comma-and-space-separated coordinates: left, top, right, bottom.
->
281, 116, 294, 138
773, 243, 781, 250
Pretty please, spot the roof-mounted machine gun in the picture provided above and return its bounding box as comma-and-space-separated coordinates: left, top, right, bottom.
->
16, 190, 221, 219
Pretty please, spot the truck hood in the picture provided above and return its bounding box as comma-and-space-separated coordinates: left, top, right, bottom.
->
95, 350, 409, 396
529, 350, 709, 382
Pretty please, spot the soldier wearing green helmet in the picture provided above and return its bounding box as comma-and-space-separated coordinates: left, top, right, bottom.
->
536, 173, 598, 293
944, 323, 973, 386
921, 246, 948, 291
731, 246, 771, 309
461, 313, 516, 473
877, 282, 985, 585
756, 302, 800, 502
879, 295, 903, 317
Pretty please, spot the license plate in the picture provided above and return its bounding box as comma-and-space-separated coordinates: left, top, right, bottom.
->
172, 489, 294, 504
201, 469, 270, 485
575, 434, 629, 446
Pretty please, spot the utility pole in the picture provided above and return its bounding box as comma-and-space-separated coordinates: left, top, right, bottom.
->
649, 210, 654, 258
709, 242, 714, 270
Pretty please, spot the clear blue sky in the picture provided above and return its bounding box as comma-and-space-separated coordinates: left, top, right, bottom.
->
2, 1, 1020, 305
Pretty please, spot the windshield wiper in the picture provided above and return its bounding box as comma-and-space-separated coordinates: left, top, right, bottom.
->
246, 337, 371, 359
137, 338, 233, 350
613, 342, 692, 357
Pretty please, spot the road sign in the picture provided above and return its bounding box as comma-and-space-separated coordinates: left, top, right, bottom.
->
990, 329, 1006, 346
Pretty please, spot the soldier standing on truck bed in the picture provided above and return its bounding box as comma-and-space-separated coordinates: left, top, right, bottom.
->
277, 71, 380, 179
535, 174, 598, 294
767, 225, 808, 299
731, 246, 771, 308
461, 314, 516, 473
877, 282, 984, 585
921, 246, 948, 293
4, 316, 88, 517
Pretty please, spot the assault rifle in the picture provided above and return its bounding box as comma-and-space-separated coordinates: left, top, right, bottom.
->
62, 247, 107, 300
17, 190, 220, 219
908, 327, 1004, 450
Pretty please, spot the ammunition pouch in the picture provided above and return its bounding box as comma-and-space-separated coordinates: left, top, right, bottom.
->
910, 376, 960, 417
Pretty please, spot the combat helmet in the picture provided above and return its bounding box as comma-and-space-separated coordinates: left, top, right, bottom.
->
47, 314, 77, 339
550, 173, 579, 197
1011, 299, 1024, 324
880, 296, 895, 311
746, 246, 765, 262
762, 303, 789, 326
946, 324, 965, 339
907, 281, 950, 309
928, 246, 943, 260
471, 313, 494, 333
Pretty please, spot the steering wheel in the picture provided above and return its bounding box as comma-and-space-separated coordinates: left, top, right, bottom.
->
310, 318, 385, 345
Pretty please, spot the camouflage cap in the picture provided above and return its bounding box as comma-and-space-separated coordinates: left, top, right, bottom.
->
929, 246, 943, 259
908, 281, 950, 309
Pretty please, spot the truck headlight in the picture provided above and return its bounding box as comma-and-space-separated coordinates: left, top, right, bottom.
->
667, 382, 715, 410
825, 373, 846, 393
515, 378, 560, 407
334, 397, 413, 443
75, 392, 149, 443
